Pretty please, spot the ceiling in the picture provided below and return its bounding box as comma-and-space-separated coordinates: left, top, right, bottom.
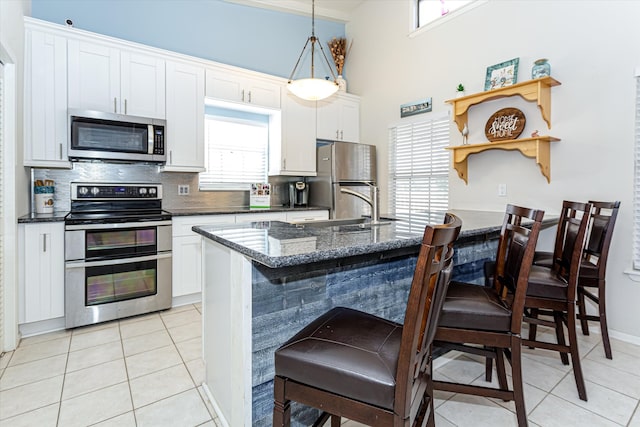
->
224, 0, 365, 22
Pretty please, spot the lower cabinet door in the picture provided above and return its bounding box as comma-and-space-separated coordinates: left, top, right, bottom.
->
21, 222, 65, 323
172, 235, 203, 297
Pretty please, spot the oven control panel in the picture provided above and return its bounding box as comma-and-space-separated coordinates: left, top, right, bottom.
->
71, 183, 163, 200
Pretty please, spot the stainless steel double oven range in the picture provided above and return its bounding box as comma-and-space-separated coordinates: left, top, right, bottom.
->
64, 182, 172, 329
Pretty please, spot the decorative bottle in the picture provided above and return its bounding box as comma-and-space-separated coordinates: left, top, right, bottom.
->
531, 59, 550, 79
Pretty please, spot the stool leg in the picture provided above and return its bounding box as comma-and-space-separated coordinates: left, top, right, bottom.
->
598, 280, 613, 359
554, 311, 569, 365
567, 304, 588, 401
511, 337, 528, 427
527, 309, 539, 348
577, 286, 590, 335
273, 376, 291, 427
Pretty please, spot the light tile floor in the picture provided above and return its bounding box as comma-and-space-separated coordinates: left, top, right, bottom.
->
1, 303, 639, 426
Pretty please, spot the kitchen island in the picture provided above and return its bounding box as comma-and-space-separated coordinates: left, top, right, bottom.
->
192, 210, 556, 427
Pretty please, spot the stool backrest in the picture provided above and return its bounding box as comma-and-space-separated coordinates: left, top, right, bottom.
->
394, 213, 461, 420
551, 201, 592, 301
492, 205, 545, 332
585, 201, 620, 278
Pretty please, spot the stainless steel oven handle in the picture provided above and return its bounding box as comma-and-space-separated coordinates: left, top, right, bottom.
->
65, 252, 171, 269
65, 220, 172, 230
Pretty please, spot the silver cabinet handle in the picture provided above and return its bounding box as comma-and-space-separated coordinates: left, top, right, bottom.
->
43, 233, 47, 252
124, 99, 127, 115
248, 91, 252, 103
340, 130, 344, 140
283, 158, 286, 169
241, 89, 245, 102
114, 97, 117, 113
169, 150, 173, 164
59, 143, 63, 159
336, 130, 339, 139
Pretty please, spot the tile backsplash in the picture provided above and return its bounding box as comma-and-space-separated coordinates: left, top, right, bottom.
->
32, 162, 300, 212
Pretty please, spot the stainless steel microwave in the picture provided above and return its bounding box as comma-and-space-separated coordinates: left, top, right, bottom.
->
68, 109, 166, 163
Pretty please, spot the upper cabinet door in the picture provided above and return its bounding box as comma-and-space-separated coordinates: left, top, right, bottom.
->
317, 94, 360, 143
68, 39, 120, 113
68, 39, 166, 118
120, 51, 165, 119
205, 67, 281, 109
24, 28, 71, 168
164, 60, 205, 172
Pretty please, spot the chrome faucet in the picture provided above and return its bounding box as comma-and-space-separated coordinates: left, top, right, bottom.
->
340, 182, 381, 224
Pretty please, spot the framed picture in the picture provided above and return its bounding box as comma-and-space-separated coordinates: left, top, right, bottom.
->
484, 58, 519, 91
400, 98, 432, 118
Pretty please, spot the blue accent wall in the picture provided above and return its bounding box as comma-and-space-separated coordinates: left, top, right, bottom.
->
30, 0, 345, 79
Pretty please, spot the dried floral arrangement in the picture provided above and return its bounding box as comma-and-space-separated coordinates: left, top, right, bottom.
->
327, 37, 352, 76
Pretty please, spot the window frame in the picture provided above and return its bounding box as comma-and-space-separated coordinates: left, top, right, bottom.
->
199, 102, 273, 192
410, 0, 486, 37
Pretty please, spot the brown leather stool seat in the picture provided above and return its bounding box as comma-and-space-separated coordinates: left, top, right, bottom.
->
275, 306, 402, 410
534, 253, 599, 279
526, 265, 569, 300
438, 281, 511, 332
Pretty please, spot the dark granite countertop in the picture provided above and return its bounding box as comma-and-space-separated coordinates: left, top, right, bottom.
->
165, 206, 328, 216
193, 209, 556, 268
18, 206, 328, 223
18, 211, 69, 223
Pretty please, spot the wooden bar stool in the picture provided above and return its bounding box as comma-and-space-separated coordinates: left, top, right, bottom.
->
433, 204, 545, 427
533, 201, 620, 359
273, 214, 462, 427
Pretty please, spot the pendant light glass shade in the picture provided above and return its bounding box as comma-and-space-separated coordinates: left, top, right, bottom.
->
287, 78, 338, 101
287, 0, 339, 101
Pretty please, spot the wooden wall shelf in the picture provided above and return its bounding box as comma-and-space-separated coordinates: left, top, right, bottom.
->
445, 77, 561, 133
446, 136, 560, 184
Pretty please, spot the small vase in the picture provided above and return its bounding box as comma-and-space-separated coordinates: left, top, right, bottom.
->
336, 75, 347, 92
456, 91, 466, 98
532, 58, 550, 79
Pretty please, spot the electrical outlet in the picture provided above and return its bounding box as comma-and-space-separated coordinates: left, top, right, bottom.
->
497, 183, 507, 197
178, 184, 190, 196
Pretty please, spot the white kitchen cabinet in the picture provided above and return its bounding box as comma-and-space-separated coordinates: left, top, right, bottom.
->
205, 67, 281, 109
24, 27, 71, 168
235, 212, 287, 223
163, 60, 206, 172
317, 93, 360, 143
19, 222, 65, 323
68, 39, 165, 118
269, 89, 317, 176
285, 210, 329, 223
172, 215, 235, 299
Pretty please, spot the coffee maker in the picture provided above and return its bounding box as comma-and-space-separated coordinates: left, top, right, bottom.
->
289, 181, 309, 207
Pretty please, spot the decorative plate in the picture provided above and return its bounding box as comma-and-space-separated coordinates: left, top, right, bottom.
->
485, 108, 526, 141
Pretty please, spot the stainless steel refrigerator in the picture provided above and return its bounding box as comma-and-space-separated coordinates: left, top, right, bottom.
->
309, 141, 377, 219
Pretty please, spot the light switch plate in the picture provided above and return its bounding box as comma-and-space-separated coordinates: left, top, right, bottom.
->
498, 183, 507, 197
178, 184, 190, 195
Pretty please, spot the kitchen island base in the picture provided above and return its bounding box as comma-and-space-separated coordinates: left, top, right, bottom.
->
200, 229, 498, 426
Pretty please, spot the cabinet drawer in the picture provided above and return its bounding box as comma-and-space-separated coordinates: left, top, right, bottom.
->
172, 214, 235, 236
285, 210, 329, 223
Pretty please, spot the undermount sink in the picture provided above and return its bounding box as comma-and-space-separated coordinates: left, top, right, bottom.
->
291, 217, 392, 228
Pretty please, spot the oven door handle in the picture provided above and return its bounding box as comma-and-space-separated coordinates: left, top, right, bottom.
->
65, 220, 172, 231
65, 252, 171, 269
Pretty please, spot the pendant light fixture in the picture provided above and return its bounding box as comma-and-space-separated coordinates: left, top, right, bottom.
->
287, 0, 339, 101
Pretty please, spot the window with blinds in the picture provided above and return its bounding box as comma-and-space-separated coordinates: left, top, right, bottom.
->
633, 72, 640, 269
388, 114, 450, 233
199, 107, 269, 191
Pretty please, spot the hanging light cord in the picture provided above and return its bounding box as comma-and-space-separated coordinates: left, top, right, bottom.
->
287, 0, 337, 83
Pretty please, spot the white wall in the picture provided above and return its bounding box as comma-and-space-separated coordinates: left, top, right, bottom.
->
0, 0, 29, 350
347, 0, 640, 341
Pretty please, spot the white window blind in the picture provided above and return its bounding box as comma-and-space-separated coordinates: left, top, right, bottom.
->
199, 111, 269, 191
389, 114, 450, 233
633, 73, 640, 269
